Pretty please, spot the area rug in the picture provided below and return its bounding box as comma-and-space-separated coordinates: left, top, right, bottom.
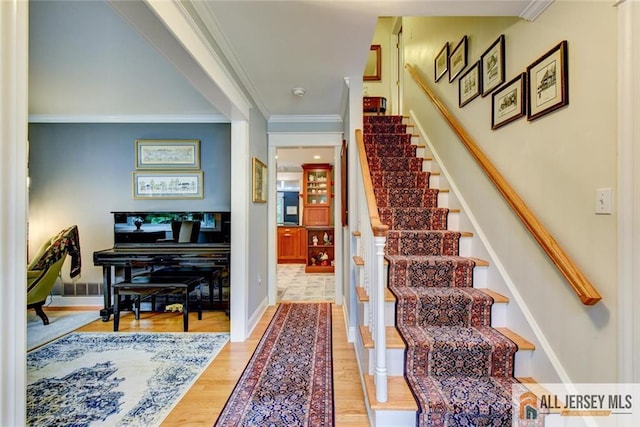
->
215, 303, 333, 426
27, 310, 99, 351
27, 332, 229, 426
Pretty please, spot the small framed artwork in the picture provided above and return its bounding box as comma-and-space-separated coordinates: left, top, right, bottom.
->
449, 35, 468, 82
481, 35, 506, 97
491, 73, 527, 130
527, 40, 569, 121
458, 61, 481, 108
135, 139, 200, 169
434, 42, 449, 82
252, 157, 268, 203
133, 171, 203, 199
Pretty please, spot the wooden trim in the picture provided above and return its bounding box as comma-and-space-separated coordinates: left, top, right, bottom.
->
406, 63, 602, 306
355, 129, 389, 237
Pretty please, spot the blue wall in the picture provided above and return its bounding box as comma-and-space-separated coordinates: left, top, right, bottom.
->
28, 122, 231, 286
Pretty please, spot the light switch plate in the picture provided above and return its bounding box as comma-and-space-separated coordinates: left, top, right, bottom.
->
595, 188, 612, 215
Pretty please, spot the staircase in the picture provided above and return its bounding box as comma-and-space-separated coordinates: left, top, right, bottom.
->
354, 114, 539, 426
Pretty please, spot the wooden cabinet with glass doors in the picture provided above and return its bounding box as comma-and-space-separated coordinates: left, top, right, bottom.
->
301, 163, 333, 226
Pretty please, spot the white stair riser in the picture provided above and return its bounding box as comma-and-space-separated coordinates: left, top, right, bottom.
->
370, 409, 417, 427
447, 210, 460, 231
363, 346, 406, 376
359, 299, 396, 327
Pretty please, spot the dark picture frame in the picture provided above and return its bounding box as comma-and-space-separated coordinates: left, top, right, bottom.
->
449, 35, 468, 82
527, 40, 569, 121
491, 73, 527, 130
481, 35, 506, 97
458, 60, 481, 108
434, 42, 449, 82
364, 45, 382, 81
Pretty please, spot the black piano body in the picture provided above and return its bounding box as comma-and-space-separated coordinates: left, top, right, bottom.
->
93, 211, 230, 321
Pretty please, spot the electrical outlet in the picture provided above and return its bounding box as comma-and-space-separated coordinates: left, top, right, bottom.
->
595, 188, 612, 215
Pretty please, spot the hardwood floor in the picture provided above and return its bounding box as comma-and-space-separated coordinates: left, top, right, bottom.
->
76, 303, 370, 426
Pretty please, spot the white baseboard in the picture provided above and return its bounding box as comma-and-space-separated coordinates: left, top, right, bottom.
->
47, 295, 103, 307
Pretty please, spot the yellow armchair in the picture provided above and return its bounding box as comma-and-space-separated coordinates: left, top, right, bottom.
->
27, 225, 81, 325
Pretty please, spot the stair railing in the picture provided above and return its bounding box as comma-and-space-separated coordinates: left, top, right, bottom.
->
406, 63, 601, 305
355, 128, 390, 402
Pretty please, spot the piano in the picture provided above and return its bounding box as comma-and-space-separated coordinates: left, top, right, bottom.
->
93, 211, 230, 321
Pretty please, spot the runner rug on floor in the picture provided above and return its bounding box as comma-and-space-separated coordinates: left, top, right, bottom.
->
27, 332, 229, 426
215, 302, 333, 426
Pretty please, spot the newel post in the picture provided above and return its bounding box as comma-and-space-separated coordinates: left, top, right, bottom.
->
374, 234, 388, 402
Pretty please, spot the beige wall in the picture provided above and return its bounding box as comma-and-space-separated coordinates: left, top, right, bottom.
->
402, 0, 617, 382
364, 17, 393, 109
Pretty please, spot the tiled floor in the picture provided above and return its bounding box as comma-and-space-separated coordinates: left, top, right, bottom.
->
277, 264, 335, 302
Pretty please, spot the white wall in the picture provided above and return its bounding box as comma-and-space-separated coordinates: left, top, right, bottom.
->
402, 1, 617, 382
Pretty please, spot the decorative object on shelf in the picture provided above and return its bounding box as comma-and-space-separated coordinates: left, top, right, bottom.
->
364, 45, 381, 81
449, 35, 468, 82
481, 34, 506, 97
252, 157, 267, 203
435, 42, 449, 82
492, 73, 527, 130
305, 226, 334, 273
133, 217, 143, 231
134, 139, 200, 169
459, 60, 481, 108
132, 171, 203, 199
527, 40, 569, 122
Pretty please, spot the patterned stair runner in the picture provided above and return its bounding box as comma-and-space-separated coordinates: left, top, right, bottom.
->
363, 114, 521, 426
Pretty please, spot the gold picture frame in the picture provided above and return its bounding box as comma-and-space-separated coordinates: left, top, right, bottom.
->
252, 157, 267, 203
135, 139, 200, 169
132, 171, 203, 199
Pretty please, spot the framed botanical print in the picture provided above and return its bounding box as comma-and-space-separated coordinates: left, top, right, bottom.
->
449, 35, 468, 82
481, 35, 506, 97
491, 73, 527, 130
527, 40, 569, 121
459, 61, 481, 108
434, 42, 449, 82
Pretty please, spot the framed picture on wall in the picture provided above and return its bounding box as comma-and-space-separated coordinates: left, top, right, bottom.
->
458, 60, 481, 107
481, 35, 505, 97
133, 171, 204, 199
434, 42, 449, 82
527, 40, 569, 121
449, 35, 468, 82
135, 139, 200, 169
491, 73, 527, 129
252, 157, 267, 203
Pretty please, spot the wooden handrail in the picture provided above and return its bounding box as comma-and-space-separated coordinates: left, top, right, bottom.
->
355, 129, 389, 237
406, 63, 601, 305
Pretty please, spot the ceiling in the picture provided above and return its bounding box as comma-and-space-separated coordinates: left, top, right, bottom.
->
29, 0, 539, 123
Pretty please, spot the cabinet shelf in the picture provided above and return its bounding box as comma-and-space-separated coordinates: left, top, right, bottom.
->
306, 226, 334, 273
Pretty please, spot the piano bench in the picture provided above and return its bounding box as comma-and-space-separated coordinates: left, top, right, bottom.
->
112, 275, 205, 332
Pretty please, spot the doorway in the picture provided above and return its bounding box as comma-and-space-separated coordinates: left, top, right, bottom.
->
275, 147, 336, 303
267, 133, 344, 307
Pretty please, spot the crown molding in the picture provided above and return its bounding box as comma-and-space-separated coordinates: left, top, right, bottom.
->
520, 0, 554, 21
187, 0, 270, 119
28, 114, 229, 123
